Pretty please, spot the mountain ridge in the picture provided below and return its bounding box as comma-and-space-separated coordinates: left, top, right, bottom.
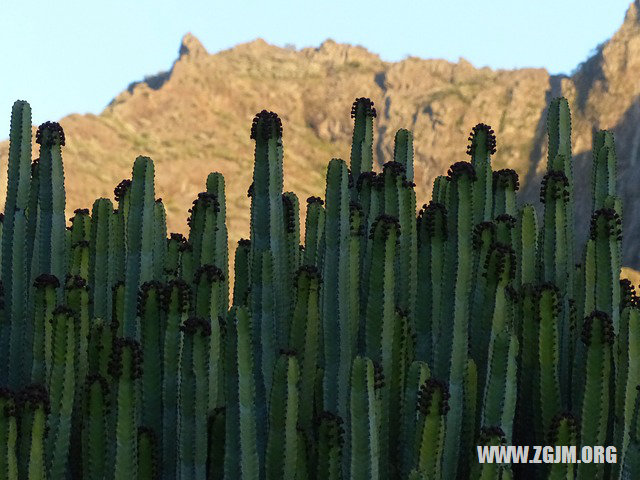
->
3, 2, 640, 271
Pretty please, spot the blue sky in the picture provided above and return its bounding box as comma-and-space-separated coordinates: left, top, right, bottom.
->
0, 0, 635, 138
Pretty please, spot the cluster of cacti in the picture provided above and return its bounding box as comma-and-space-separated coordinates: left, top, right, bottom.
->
0, 96, 638, 480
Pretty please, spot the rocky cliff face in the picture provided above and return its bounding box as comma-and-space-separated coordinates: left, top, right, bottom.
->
2, 2, 640, 269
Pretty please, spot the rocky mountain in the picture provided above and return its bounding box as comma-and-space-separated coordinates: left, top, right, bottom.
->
2, 1, 640, 272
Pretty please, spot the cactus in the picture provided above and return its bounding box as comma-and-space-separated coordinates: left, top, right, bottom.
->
0, 389, 18, 480
349, 98, 376, 196
17, 385, 48, 480
322, 158, 352, 422
109, 337, 142, 480
265, 351, 300, 480
82, 375, 109, 479
350, 356, 380, 480
46, 306, 76, 479
178, 317, 211, 479
289, 266, 321, 436
3, 101, 33, 388
123, 156, 157, 338
1, 96, 638, 480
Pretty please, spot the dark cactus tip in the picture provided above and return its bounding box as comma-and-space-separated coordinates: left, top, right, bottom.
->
296, 264, 321, 282
180, 316, 212, 337
355, 171, 377, 191
17, 384, 50, 414
108, 337, 143, 379
114, 179, 132, 202
306, 196, 324, 206
0, 388, 17, 418
382, 161, 405, 176
350, 97, 377, 118
369, 214, 401, 240
65, 275, 88, 290
539, 171, 569, 203
419, 202, 448, 239
278, 348, 298, 357
466, 123, 497, 156
581, 310, 615, 346
169, 232, 187, 244
589, 208, 622, 241
84, 374, 110, 398
250, 110, 283, 140
447, 161, 477, 181
73, 208, 90, 215
492, 169, 519, 191
471, 221, 495, 249
547, 412, 577, 442
52, 305, 75, 317
194, 264, 225, 283
494, 214, 516, 228
33, 273, 61, 289
417, 378, 451, 416
164, 278, 191, 313
238, 238, 251, 247
620, 279, 639, 308
35, 121, 65, 146
372, 361, 385, 390
479, 426, 506, 443
137, 280, 165, 316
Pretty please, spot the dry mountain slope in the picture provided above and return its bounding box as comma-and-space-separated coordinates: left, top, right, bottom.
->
2, 1, 640, 272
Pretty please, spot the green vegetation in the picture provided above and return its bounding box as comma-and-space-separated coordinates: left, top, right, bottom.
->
0, 96, 637, 479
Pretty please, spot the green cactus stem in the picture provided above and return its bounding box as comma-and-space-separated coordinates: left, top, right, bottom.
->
178, 318, 211, 479
138, 281, 165, 440
467, 123, 496, 224
46, 306, 76, 479
207, 407, 226, 480
303, 197, 325, 268
322, 158, 352, 422
393, 128, 414, 182
577, 310, 614, 479
0, 389, 18, 480
206, 171, 230, 310
138, 426, 158, 480
282, 191, 300, 333
266, 351, 300, 480
162, 278, 189, 479
288, 266, 321, 436
123, 156, 157, 338
547, 413, 577, 480
89, 198, 115, 322
315, 412, 344, 480
224, 306, 260, 480
492, 169, 518, 218
349, 98, 376, 196
437, 161, 475, 480
193, 265, 225, 411
81, 374, 109, 480
416, 202, 447, 364
350, 356, 380, 480
615, 305, 640, 469
232, 239, 250, 307
414, 379, 450, 479
17, 385, 48, 480
109, 337, 142, 480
